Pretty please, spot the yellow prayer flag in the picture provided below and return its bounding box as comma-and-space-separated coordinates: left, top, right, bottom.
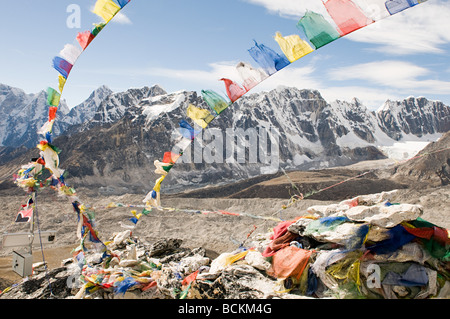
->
58, 75, 66, 93
92, 0, 120, 23
274, 32, 314, 63
187, 104, 215, 129
153, 175, 166, 192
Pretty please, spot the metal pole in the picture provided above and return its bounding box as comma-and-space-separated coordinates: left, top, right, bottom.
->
29, 191, 36, 256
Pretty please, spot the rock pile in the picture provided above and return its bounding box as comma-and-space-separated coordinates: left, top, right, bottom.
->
1, 190, 449, 299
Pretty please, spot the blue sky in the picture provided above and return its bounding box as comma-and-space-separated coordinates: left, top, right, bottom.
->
1, 0, 449, 110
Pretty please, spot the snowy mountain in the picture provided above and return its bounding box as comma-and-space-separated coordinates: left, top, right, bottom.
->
0, 84, 448, 194
0, 84, 109, 148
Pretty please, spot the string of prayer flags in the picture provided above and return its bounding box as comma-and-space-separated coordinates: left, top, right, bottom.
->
248, 40, 290, 76
296, 11, 341, 49
186, 104, 216, 129
93, 0, 121, 23
274, 32, 314, 63
323, 0, 373, 36
220, 78, 246, 103
201, 90, 231, 115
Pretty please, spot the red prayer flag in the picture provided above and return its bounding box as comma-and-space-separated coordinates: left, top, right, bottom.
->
48, 107, 58, 121
220, 78, 246, 103
77, 31, 95, 50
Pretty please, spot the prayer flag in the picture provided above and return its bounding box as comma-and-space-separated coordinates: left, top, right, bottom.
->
201, 90, 230, 115
186, 104, 215, 129
47, 87, 61, 107
274, 32, 314, 62
52, 57, 73, 79
77, 31, 95, 50
92, 0, 121, 23
220, 78, 246, 103
248, 40, 290, 76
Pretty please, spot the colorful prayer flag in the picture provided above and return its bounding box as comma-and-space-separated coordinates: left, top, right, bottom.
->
296, 11, 341, 49
236, 62, 268, 91
52, 57, 73, 79
220, 78, 246, 103
92, 0, 120, 23
186, 104, 215, 129
248, 40, 290, 76
77, 31, 95, 50
47, 87, 61, 107
274, 32, 314, 62
201, 90, 231, 115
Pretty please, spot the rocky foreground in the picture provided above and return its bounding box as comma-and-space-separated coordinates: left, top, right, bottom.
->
1, 189, 448, 300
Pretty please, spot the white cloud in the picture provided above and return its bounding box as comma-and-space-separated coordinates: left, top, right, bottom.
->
244, 0, 326, 19
347, 0, 450, 54
112, 12, 132, 24
327, 60, 450, 95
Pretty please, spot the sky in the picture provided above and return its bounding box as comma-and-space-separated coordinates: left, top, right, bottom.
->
0, 0, 449, 111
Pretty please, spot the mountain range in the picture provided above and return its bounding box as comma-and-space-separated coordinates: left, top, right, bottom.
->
0, 83, 448, 195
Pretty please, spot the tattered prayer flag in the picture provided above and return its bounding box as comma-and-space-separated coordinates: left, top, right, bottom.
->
59, 44, 82, 65
179, 119, 200, 140
37, 142, 63, 178
47, 87, 61, 107
236, 62, 268, 91
58, 75, 66, 93
52, 57, 73, 79
132, 210, 142, 219
186, 104, 215, 129
201, 90, 231, 115
15, 208, 33, 223
163, 152, 181, 164
385, 0, 423, 15
82, 214, 101, 243
93, 0, 121, 23
48, 107, 58, 121
248, 40, 290, 76
117, 0, 130, 8
38, 120, 55, 136
297, 11, 341, 49
274, 32, 314, 62
92, 23, 106, 36
351, 0, 391, 21
154, 160, 173, 176
77, 31, 95, 50
323, 0, 373, 36
220, 78, 246, 103
153, 175, 165, 193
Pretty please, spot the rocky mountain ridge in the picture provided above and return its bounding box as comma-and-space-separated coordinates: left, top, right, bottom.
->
0, 84, 448, 194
